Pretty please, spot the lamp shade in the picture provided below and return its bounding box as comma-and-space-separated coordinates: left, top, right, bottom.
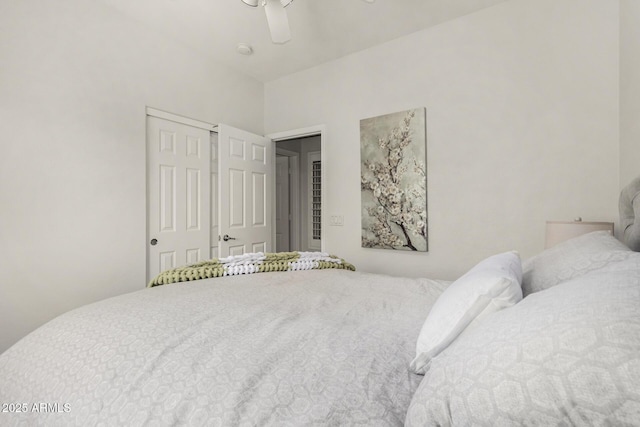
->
545, 220, 614, 249
241, 0, 293, 6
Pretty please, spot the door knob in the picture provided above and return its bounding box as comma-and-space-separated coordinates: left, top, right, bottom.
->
222, 234, 236, 241
150, 239, 158, 246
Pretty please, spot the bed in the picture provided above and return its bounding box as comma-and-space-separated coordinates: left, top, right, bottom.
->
0, 267, 449, 426
1, 180, 640, 426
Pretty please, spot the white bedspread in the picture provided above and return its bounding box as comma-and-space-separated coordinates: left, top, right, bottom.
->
0, 269, 447, 426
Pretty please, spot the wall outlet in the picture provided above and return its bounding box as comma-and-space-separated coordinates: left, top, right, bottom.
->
330, 215, 344, 226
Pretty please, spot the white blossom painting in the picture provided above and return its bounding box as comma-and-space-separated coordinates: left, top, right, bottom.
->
360, 108, 427, 251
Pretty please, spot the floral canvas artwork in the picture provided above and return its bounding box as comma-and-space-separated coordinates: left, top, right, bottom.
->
360, 108, 427, 251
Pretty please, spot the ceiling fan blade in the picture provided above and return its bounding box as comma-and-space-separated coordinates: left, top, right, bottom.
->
264, 0, 291, 44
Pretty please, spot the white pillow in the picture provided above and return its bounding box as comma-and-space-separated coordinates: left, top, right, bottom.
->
405, 260, 640, 427
521, 231, 632, 296
410, 251, 522, 375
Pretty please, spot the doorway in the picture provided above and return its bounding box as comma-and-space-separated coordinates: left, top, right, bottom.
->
274, 134, 322, 252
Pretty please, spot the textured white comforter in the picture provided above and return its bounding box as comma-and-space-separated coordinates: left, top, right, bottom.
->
0, 269, 447, 426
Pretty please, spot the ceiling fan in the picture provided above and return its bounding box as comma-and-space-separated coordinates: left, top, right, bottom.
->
241, 0, 294, 45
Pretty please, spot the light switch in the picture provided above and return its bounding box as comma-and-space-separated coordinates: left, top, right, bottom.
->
330, 215, 344, 226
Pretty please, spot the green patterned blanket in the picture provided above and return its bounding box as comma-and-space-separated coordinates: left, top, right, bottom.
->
148, 251, 356, 287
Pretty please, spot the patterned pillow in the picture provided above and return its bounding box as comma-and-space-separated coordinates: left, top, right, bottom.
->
522, 231, 632, 296
405, 258, 640, 426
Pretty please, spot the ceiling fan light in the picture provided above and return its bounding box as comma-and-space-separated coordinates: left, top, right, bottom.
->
241, 0, 259, 7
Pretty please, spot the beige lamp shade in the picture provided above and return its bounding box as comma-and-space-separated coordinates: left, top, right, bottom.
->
545, 220, 614, 249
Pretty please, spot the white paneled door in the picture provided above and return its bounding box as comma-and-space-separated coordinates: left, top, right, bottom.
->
147, 116, 211, 281
218, 124, 273, 257
210, 133, 219, 259
275, 155, 290, 252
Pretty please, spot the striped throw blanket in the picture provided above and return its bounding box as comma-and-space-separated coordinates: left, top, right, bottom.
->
148, 251, 356, 287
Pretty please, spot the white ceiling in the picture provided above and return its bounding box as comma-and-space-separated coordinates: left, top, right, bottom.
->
100, 0, 508, 82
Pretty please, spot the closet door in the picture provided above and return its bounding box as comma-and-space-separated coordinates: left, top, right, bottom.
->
147, 116, 211, 280
218, 124, 273, 257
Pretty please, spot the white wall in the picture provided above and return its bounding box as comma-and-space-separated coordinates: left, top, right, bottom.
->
0, 0, 263, 353
620, 0, 640, 188
265, 0, 620, 280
